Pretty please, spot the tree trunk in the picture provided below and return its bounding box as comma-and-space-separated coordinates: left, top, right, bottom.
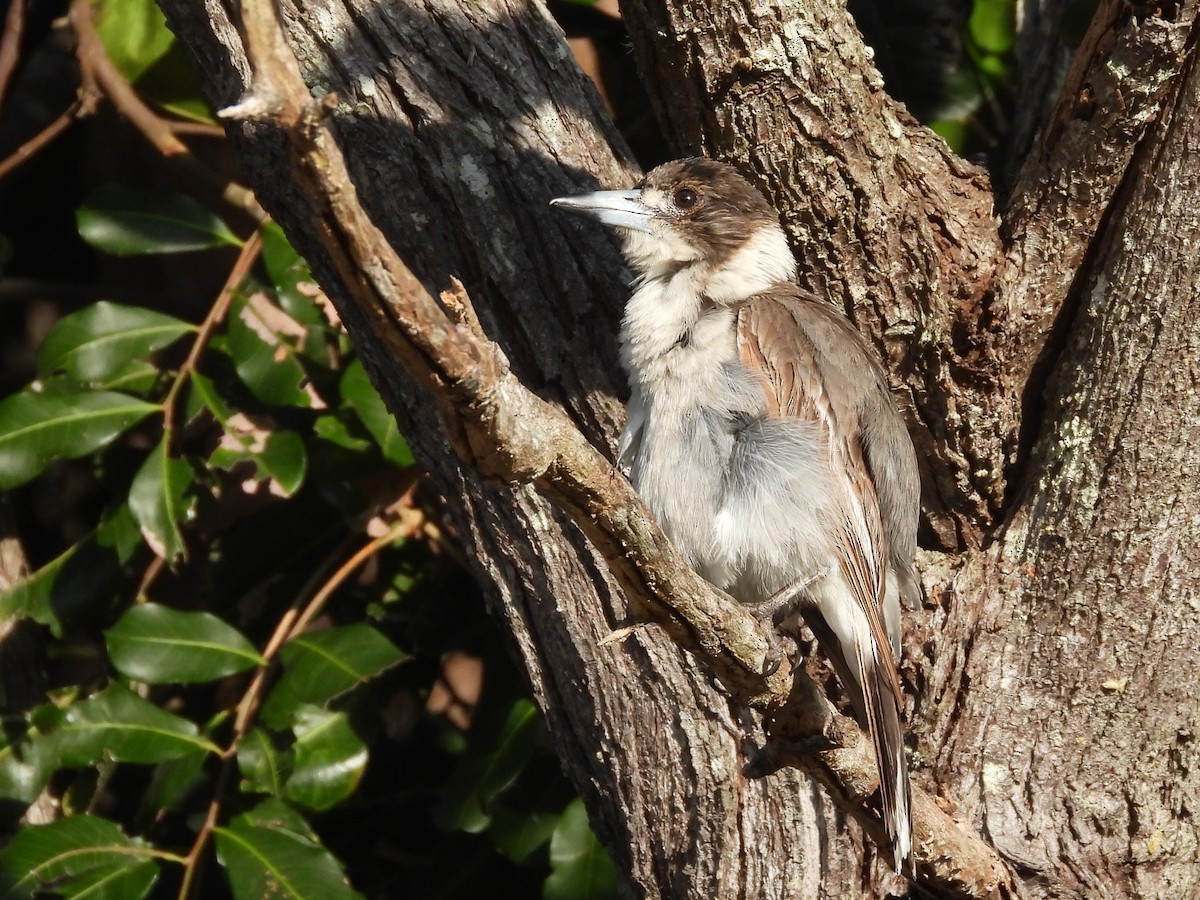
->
158, 0, 1200, 896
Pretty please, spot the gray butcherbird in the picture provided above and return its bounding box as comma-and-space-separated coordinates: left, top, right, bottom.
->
552, 157, 920, 869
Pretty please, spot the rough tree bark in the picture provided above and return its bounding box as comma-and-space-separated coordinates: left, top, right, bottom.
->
157, 0, 1200, 897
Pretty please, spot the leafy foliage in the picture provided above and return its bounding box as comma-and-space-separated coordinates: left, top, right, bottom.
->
0, 4, 613, 894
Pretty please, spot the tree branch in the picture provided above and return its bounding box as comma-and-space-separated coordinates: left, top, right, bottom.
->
218, 2, 1021, 896
995, 0, 1198, 476
0, 0, 25, 115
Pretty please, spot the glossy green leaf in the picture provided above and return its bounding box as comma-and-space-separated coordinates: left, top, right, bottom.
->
284, 707, 367, 812
0, 389, 158, 490
214, 429, 307, 496
489, 805, 561, 864
261, 625, 407, 728
105, 603, 263, 684
91, 360, 163, 395
235, 798, 317, 840
237, 729, 292, 797
93, 0, 174, 83
0, 719, 53, 807
47, 684, 219, 766
226, 293, 314, 407
37, 301, 194, 383
312, 414, 370, 452
0, 815, 160, 900
259, 222, 324, 328
435, 700, 541, 834
542, 799, 618, 900
48, 859, 159, 899
0, 531, 122, 636
193, 373, 307, 497
214, 819, 363, 900
128, 440, 193, 563
77, 185, 240, 256
126, 37, 214, 124
340, 361, 413, 467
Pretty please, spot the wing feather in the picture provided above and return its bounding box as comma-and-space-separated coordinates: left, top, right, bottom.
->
736, 289, 912, 868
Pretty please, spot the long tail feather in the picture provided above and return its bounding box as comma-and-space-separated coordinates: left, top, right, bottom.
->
804, 608, 912, 871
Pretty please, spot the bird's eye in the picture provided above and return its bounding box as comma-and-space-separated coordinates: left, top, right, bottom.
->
673, 188, 700, 210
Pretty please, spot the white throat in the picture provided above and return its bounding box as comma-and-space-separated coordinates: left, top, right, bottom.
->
618, 222, 796, 377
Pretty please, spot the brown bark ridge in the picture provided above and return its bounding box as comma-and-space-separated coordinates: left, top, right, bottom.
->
157, 0, 1200, 896
925, 19, 1200, 894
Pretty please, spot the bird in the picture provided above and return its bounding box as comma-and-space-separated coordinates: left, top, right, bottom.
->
551, 157, 920, 870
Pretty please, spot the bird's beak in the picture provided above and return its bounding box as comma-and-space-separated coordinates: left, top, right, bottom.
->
550, 190, 653, 234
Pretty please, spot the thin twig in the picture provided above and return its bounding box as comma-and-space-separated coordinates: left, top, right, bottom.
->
67, 0, 266, 221
0, 100, 83, 180
0, 25, 104, 184
168, 120, 229, 139
0, 0, 26, 114
160, 229, 263, 441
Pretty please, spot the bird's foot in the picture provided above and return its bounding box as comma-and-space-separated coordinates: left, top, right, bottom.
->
745, 568, 829, 677
745, 566, 830, 626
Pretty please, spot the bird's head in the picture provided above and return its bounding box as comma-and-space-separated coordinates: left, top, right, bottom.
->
552, 158, 796, 299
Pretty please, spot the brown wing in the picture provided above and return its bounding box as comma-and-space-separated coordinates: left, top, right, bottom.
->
737, 290, 911, 866
735, 291, 891, 631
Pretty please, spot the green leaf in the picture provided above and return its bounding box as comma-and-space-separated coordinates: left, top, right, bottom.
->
37, 301, 194, 383
312, 414, 370, 452
128, 440, 193, 563
48, 684, 219, 766
0, 389, 158, 490
340, 361, 413, 467
128, 40, 214, 124
77, 184, 240, 256
260, 625, 407, 728
259, 222, 324, 328
214, 819, 363, 900
96, 503, 144, 566
0, 815, 161, 900
226, 293, 314, 407
93, 0, 174, 83
0, 532, 122, 636
489, 805, 561, 864
193, 373, 307, 497
91, 360, 163, 395
105, 603, 264, 684
237, 729, 292, 797
969, 0, 1015, 55
47, 858, 159, 899
212, 429, 307, 496
142, 746, 209, 815
235, 798, 317, 840
929, 119, 970, 152
284, 707, 367, 812
0, 719, 54, 807
435, 700, 541, 834
542, 800, 618, 900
